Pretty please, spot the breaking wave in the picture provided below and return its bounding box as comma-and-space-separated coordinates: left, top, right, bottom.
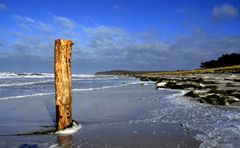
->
0, 81, 143, 101
0, 80, 54, 87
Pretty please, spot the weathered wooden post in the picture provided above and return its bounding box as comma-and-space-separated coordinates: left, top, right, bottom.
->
54, 39, 73, 131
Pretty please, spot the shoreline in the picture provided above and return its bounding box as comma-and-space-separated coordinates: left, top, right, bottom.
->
1, 78, 240, 147
0, 84, 201, 147
95, 65, 240, 106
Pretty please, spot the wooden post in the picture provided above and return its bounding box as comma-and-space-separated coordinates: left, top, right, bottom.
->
54, 39, 73, 131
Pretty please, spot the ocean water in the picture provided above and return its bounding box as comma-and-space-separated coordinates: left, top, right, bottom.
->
0, 72, 240, 148
0, 72, 139, 100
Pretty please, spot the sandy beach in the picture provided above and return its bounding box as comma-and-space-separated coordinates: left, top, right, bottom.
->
0, 84, 200, 148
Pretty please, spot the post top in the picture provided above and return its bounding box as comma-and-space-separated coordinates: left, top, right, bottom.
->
55, 39, 74, 45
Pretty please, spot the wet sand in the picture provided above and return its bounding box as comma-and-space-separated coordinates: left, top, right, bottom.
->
0, 84, 201, 147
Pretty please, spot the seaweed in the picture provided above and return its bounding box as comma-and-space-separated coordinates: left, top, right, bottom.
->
140, 77, 150, 81
184, 91, 200, 97
201, 94, 228, 105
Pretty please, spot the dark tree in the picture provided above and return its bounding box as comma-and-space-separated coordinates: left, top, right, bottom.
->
200, 53, 240, 68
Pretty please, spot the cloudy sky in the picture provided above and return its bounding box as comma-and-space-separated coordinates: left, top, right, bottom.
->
0, 0, 239, 73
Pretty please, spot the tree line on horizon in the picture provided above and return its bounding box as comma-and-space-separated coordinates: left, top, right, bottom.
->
200, 53, 240, 68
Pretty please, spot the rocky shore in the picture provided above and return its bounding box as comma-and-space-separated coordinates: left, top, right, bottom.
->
95, 65, 240, 106
137, 74, 240, 106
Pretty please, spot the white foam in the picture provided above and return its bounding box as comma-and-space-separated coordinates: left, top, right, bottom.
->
72, 77, 118, 81
156, 82, 167, 87
55, 123, 81, 135
144, 88, 240, 147
0, 92, 54, 100
72, 88, 96, 91
49, 144, 58, 148
0, 72, 54, 78
72, 81, 142, 92
0, 72, 97, 79
0, 80, 54, 87
141, 82, 151, 86
0, 81, 142, 101
72, 74, 95, 77
0, 72, 18, 77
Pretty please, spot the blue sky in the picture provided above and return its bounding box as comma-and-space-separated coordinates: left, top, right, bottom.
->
0, 0, 239, 73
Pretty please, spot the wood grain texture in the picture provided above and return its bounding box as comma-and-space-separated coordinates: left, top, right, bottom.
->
54, 39, 73, 131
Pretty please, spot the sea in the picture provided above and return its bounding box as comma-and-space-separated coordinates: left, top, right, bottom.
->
0, 72, 138, 100
0, 72, 240, 148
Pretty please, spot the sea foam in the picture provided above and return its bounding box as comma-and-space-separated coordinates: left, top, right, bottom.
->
0, 81, 142, 101
55, 122, 82, 135
0, 80, 54, 87
140, 89, 240, 147
0, 92, 55, 100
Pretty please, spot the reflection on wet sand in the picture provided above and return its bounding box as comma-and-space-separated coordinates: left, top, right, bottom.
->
57, 135, 73, 148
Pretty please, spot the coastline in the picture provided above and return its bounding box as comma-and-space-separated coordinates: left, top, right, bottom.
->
96, 65, 240, 106
1, 74, 240, 147
0, 84, 201, 147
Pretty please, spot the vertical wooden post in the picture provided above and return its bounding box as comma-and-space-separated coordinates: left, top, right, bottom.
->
54, 39, 73, 131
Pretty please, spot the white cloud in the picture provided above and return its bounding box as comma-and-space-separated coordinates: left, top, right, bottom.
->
0, 3, 6, 12
213, 3, 239, 21
1, 15, 240, 72
53, 16, 76, 30
81, 26, 240, 70
83, 26, 132, 49
12, 15, 52, 33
